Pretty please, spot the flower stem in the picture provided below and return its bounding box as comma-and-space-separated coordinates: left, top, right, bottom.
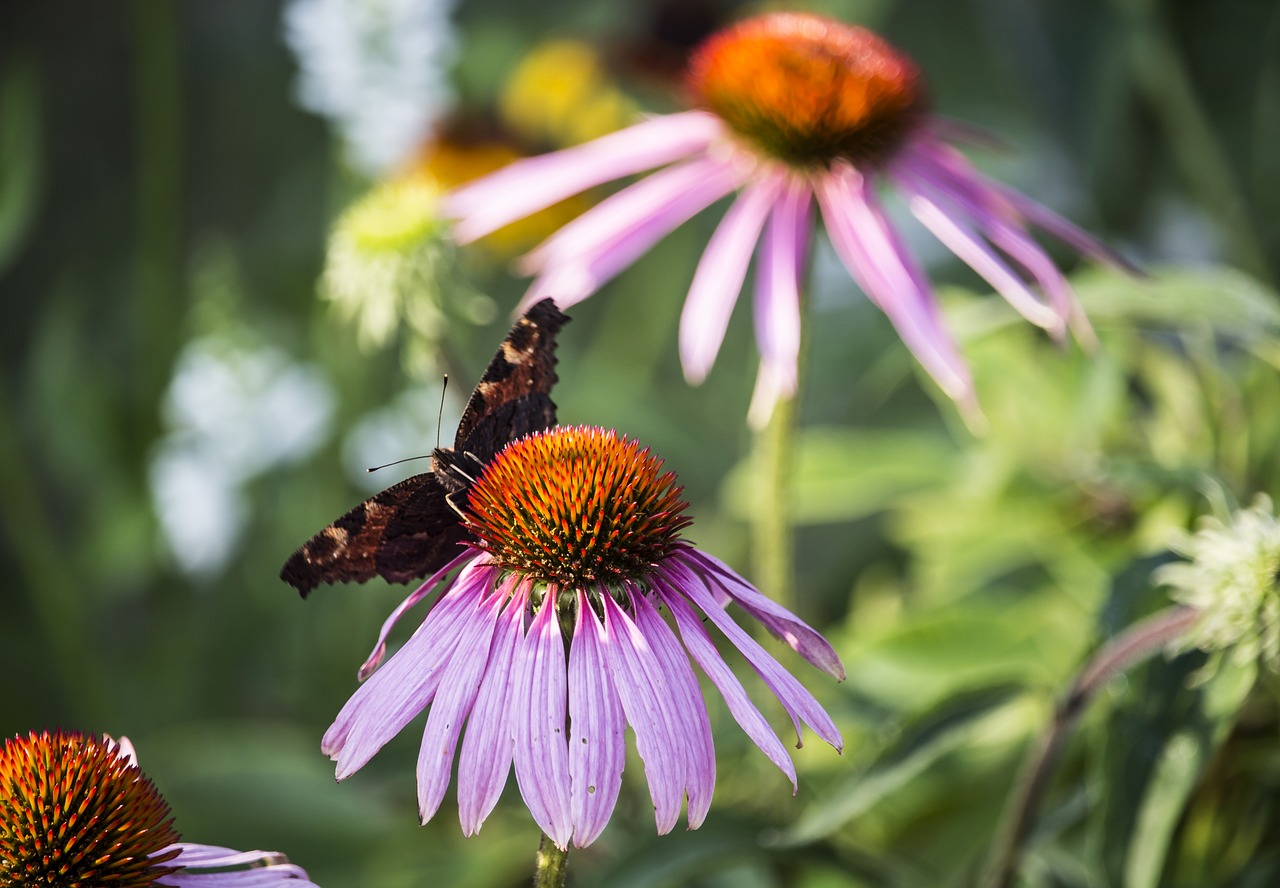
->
532, 833, 569, 888
751, 387, 798, 611
981, 605, 1202, 888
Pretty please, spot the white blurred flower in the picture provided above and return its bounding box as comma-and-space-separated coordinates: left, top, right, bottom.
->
1158, 495, 1280, 671
150, 339, 334, 575
283, 0, 457, 175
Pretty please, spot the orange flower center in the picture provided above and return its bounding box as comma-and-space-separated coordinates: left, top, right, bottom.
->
688, 13, 924, 168
0, 731, 181, 887
465, 426, 691, 587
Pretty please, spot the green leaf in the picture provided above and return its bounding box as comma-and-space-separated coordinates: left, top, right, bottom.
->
1072, 264, 1280, 336
778, 685, 1025, 845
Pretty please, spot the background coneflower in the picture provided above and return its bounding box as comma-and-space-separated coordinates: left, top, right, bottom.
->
444, 11, 1131, 426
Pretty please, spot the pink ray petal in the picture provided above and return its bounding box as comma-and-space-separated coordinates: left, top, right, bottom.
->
358, 550, 476, 681
816, 165, 977, 413
669, 561, 843, 751
416, 586, 506, 823
514, 156, 744, 313
512, 592, 573, 848
752, 175, 813, 394
679, 171, 785, 385
679, 550, 845, 680
444, 111, 725, 243
657, 576, 797, 790
568, 593, 626, 847
899, 184, 1063, 333
600, 591, 685, 834
631, 591, 716, 829
322, 571, 490, 778
457, 579, 527, 835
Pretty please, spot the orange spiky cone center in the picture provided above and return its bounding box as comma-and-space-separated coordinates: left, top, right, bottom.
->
465, 426, 692, 587
688, 12, 924, 168
0, 731, 181, 887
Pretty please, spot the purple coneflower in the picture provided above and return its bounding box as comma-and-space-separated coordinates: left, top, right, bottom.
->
444, 12, 1127, 423
322, 425, 843, 849
0, 730, 317, 887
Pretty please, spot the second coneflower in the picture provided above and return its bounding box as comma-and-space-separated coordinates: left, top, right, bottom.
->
444, 12, 1129, 425
322, 425, 844, 849
0, 730, 317, 887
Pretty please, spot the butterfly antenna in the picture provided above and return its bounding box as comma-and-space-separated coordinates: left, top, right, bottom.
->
437, 374, 449, 450
366, 455, 430, 473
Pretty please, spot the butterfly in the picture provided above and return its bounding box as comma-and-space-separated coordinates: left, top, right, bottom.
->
280, 299, 570, 597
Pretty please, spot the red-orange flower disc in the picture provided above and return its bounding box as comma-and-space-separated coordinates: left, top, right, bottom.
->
0, 731, 181, 887
688, 12, 924, 168
465, 426, 692, 586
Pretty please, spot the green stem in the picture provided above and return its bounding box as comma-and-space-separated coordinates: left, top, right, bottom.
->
981, 605, 1202, 888
131, 0, 184, 442
531, 833, 570, 888
751, 389, 798, 611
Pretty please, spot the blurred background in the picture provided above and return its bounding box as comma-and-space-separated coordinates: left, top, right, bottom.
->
3, 1, 1280, 885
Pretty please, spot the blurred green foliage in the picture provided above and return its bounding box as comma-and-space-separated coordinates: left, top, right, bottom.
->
3, 1, 1280, 886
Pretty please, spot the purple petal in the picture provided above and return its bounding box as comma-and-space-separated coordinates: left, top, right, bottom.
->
752, 175, 813, 395
515, 155, 743, 312
897, 183, 1062, 333
155, 844, 318, 886
358, 550, 476, 681
656, 577, 797, 789
322, 566, 498, 778
512, 591, 573, 848
567, 593, 626, 847
816, 164, 976, 410
665, 560, 843, 751
631, 592, 716, 829
600, 591, 685, 834
416, 585, 506, 823
678, 550, 845, 681
989, 178, 1139, 273
444, 111, 725, 243
678, 171, 785, 385
457, 578, 527, 836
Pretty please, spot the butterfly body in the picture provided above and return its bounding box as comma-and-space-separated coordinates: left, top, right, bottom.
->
280, 299, 569, 597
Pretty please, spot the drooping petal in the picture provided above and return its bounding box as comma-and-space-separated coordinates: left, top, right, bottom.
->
567, 592, 626, 847
656, 575, 797, 789
681, 549, 845, 680
668, 561, 843, 751
416, 584, 507, 823
457, 578, 527, 836
631, 591, 716, 829
816, 165, 977, 416
516, 155, 744, 312
358, 550, 475, 680
679, 171, 786, 385
155, 844, 318, 886
600, 591, 685, 834
753, 174, 812, 396
899, 184, 1063, 334
322, 564, 497, 778
444, 111, 725, 243
512, 590, 573, 848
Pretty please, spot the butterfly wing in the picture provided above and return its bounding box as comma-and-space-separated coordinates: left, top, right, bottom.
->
280, 473, 468, 598
281, 299, 570, 596
452, 298, 569, 463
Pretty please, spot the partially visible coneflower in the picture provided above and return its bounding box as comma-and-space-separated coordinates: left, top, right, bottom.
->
0, 730, 318, 887
444, 12, 1130, 425
322, 426, 843, 850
